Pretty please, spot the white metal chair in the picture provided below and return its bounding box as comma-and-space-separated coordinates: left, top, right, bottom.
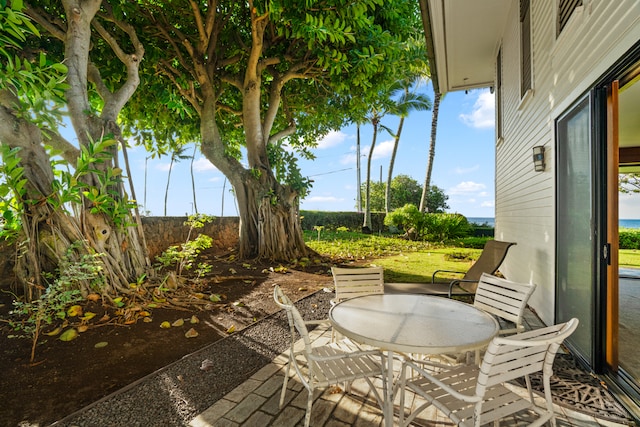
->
331, 266, 385, 303
273, 285, 387, 427
427, 273, 537, 366
330, 266, 385, 343
474, 273, 537, 336
399, 318, 579, 427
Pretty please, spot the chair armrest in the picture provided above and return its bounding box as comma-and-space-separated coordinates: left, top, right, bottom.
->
431, 269, 466, 283
448, 278, 477, 298
402, 360, 481, 403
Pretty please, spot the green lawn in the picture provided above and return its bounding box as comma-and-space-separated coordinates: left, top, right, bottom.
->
305, 231, 640, 282
620, 249, 640, 269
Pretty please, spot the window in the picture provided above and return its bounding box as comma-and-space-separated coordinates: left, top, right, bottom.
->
557, 0, 583, 36
496, 48, 503, 140
520, 0, 532, 98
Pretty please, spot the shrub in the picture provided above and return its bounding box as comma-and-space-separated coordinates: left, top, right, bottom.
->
620, 230, 640, 250
383, 204, 424, 237
383, 205, 473, 242
422, 213, 471, 241
448, 236, 492, 249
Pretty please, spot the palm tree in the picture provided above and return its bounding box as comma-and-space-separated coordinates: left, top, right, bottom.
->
420, 90, 442, 212
363, 109, 383, 232
164, 146, 190, 216
384, 81, 431, 213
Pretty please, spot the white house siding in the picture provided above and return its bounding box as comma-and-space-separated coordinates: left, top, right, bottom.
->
495, 0, 640, 325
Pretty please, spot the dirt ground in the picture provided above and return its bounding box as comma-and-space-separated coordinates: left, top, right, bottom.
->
0, 248, 340, 427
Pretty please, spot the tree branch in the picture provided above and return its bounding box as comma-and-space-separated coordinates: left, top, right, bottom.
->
188, 0, 208, 51
156, 62, 202, 115
91, 8, 145, 119
24, 3, 66, 41
42, 128, 80, 164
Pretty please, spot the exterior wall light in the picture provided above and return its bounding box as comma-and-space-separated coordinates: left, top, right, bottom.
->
533, 146, 546, 172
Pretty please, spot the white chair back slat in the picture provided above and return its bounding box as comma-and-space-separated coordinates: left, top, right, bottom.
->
331, 266, 384, 303
474, 273, 536, 334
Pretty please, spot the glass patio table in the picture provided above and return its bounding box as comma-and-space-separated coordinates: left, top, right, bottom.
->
328, 293, 500, 427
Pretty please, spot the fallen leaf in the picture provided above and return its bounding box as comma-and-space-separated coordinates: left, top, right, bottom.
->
160, 321, 171, 329
94, 342, 108, 348
45, 327, 61, 336
172, 318, 184, 327
59, 328, 78, 342
209, 294, 222, 302
233, 301, 245, 307
87, 293, 100, 302
185, 328, 199, 338
190, 315, 199, 324
328, 385, 343, 394
298, 287, 307, 292
67, 305, 83, 317
81, 312, 96, 321
226, 325, 236, 333
77, 325, 89, 333
143, 317, 153, 323
229, 268, 237, 274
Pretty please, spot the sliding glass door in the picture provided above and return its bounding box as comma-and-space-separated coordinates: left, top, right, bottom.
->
556, 94, 594, 361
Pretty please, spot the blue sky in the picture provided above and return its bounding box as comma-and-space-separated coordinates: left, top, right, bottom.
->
131, 83, 498, 218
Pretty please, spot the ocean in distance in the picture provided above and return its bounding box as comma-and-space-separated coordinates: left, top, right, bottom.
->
467, 217, 640, 229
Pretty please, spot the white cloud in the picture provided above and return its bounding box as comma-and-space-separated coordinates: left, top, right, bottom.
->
317, 130, 349, 149
449, 181, 486, 195
372, 139, 395, 160
155, 162, 171, 172
192, 157, 218, 172
459, 91, 495, 129
340, 138, 394, 165
481, 200, 495, 208
341, 152, 358, 165
454, 165, 480, 174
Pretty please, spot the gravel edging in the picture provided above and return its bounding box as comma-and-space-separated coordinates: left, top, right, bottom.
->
52, 290, 333, 427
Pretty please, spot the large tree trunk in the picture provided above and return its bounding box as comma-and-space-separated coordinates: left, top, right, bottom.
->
0, 97, 147, 299
199, 98, 311, 261
234, 177, 308, 260
0, 1, 151, 300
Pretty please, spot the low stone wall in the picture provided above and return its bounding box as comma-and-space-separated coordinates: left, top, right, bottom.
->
141, 216, 239, 261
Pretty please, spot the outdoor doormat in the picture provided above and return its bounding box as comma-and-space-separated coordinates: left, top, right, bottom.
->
514, 353, 633, 423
